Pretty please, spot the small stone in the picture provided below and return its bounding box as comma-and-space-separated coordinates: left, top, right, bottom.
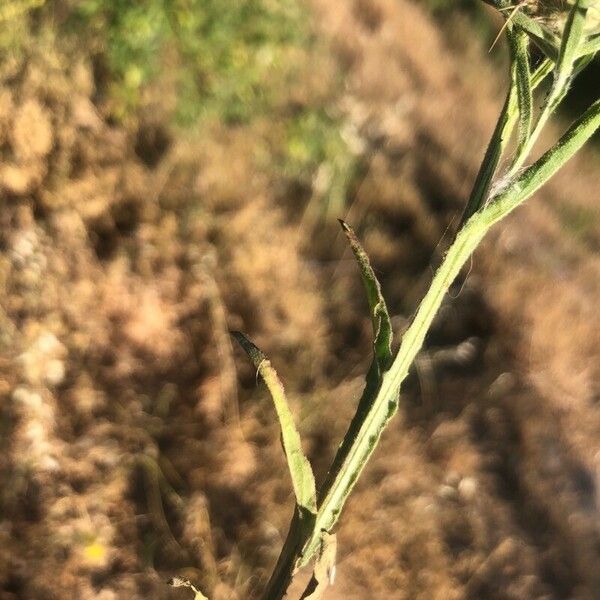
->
12, 386, 43, 410
10, 231, 37, 265
445, 471, 460, 487
438, 484, 458, 500
44, 359, 66, 386
0, 163, 40, 195
11, 99, 54, 160
458, 477, 478, 501
36, 332, 62, 355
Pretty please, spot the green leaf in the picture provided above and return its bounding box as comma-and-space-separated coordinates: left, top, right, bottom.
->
299, 225, 396, 565
512, 11, 560, 61
491, 97, 600, 220
300, 532, 337, 600
507, 0, 593, 177
457, 66, 517, 230
328, 220, 393, 466
508, 28, 533, 155
579, 33, 600, 57
457, 53, 553, 232
557, 0, 591, 80
573, 48, 598, 76
530, 57, 554, 88
338, 220, 392, 373
231, 332, 317, 516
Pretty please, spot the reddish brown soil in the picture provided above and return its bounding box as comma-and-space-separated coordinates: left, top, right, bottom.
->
1, 1, 599, 599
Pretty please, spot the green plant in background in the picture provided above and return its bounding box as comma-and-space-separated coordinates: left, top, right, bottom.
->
65, 0, 358, 217
217, 1, 600, 599
0, 0, 46, 53
69, 0, 308, 123
285, 109, 361, 220
1, 0, 360, 250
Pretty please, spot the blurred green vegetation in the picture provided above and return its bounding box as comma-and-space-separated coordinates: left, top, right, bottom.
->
4, 0, 593, 221
71, 0, 359, 215
69, 0, 310, 124
0, 0, 360, 218
0, 0, 45, 51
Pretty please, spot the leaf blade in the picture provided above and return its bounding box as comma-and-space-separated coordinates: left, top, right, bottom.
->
508, 28, 533, 155
579, 33, 600, 57
457, 64, 517, 230
557, 0, 591, 80
232, 332, 317, 516
338, 220, 392, 372
512, 11, 560, 61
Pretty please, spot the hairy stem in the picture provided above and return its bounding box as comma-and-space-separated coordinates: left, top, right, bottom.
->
258, 9, 600, 595
299, 95, 600, 568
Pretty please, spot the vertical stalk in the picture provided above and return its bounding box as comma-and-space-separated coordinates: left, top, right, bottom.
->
261, 511, 303, 600
299, 214, 488, 565
300, 94, 600, 570
254, 2, 600, 596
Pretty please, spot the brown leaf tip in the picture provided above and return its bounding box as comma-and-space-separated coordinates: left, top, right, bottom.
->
231, 331, 266, 367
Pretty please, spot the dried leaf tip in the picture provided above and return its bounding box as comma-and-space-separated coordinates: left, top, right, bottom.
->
230, 331, 266, 367
231, 330, 317, 515
338, 218, 393, 370
337, 218, 351, 232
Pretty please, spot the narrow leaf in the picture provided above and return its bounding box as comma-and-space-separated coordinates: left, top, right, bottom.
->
579, 33, 600, 57
311, 223, 393, 527
458, 52, 553, 231
509, 28, 533, 154
506, 0, 591, 177
481, 0, 561, 60
338, 220, 392, 372
457, 65, 517, 229
300, 533, 337, 600
231, 332, 317, 516
573, 47, 598, 77
491, 97, 600, 221
513, 11, 560, 61
557, 0, 590, 80
530, 57, 554, 88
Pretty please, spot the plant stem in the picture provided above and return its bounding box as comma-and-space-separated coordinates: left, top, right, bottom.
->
258, 42, 600, 600
457, 67, 517, 230
299, 210, 488, 565
299, 95, 600, 568
262, 511, 304, 600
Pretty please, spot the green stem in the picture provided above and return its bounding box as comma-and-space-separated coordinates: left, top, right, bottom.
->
457, 56, 552, 231
300, 211, 487, 564
457, 68, 517, 229
262, 510, 304, 600
258, 45, 600, 600
300, 96, 600, 566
